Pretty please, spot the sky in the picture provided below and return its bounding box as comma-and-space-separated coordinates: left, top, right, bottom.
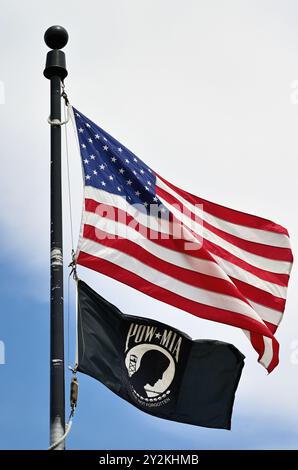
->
0, 0, 298, 450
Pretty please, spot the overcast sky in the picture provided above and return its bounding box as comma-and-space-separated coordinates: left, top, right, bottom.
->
1, 0, 298, 449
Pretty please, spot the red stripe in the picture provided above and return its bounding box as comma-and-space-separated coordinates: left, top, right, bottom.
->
267, 338, 279, 373
156, 173, 290, 236
230, 278, 285, 312
250, 332, 265, 362
247, 330, 279, 373
83, 224, 251, 304
205, 222, 292, 262
264, 321, 278, 334
156, 186, 293, 262
85, 198, 214, 262
85, 196, 290, 286
158, 200, 290, 287
203, 238, 289, 287
85, 198, 287, 310
77, 250, 274, 339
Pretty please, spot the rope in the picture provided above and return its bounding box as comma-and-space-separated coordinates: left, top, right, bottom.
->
63, 97, 75, 252
62, 84, 77, 371
48, 373, 79, 450
47, 97, 70, 126
67, 270, 71, 368
67, 251, 79, 368
48, 415, 73, 450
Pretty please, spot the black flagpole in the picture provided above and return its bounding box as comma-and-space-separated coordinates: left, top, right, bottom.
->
44, 25, 68, 450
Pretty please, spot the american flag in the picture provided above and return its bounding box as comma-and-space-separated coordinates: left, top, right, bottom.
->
71, 106, 293, 373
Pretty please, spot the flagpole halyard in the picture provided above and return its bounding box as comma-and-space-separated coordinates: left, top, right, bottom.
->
44, 25, 68, 450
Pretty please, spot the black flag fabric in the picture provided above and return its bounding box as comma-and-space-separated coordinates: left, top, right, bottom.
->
77, 280, 245, 430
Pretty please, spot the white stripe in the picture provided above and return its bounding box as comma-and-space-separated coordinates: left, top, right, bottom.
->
83, 186, 288, 299
157, 177, 291, 249
85, 186, 291, 275
83, 211, 238, 283
243, 330, 274, 368
80, 238, 268, 324
158, 193, 292, 274
249, 301, 282, 326
259, 336, 274, 369
84, 210, 287, 301
212, 255, 287, 300
84, 186, 172, 235
86, 211, 284, 327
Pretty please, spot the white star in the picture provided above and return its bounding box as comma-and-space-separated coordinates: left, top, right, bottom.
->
133, 170, 137, 175
145, 186, 149, 191
148, 168, 152, 173
81, 144, 86, 148
135, 190, 140, 196
126, 180, 132, 185
84, 159, 89, 164
133, 157, 138, 162
93, 170, 98, 175
100, 164, 105, 170
111, 156, 117, 163
125, 159, 130, 163
140, 169, 145, 174
75, 113, 81, 117
153, 196, 158, 202
88, 138, 93, 143
86, 123, 91, 128
109, 175, 114, 180
95, 134, 100, 139
90, 155, 95, 160
103, 137, 107, 141
85, 175, 91, 180
117, 186, 121, 192
103, 145, 108, 151
119, 168, 125, 174
118, 147, 123, 153
101, 181, 106, 186
79, 128, 84, 133
147, 181, 152, 186
155, 332, 161, 339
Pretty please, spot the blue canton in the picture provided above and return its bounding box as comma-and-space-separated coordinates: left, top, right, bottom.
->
73, 107, 167, 215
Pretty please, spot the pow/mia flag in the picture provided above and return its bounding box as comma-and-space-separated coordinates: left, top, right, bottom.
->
77, 280, 245, 430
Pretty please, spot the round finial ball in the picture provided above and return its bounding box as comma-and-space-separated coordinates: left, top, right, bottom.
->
44, 25, 68, 49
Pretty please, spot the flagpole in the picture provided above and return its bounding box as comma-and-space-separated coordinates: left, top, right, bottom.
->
44, 25, 68, 450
